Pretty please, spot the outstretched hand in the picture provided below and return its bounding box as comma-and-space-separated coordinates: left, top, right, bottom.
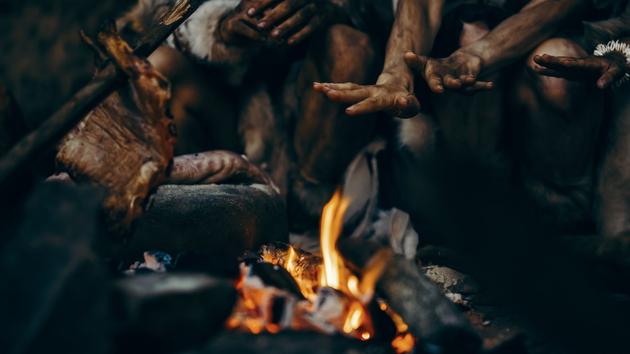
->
313, 81, 420, 118
404, 51, 494, 94
533, 53, 629, 89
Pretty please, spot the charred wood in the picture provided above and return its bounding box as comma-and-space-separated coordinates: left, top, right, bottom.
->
378, 256, 482, 354
339, 239, 482, 354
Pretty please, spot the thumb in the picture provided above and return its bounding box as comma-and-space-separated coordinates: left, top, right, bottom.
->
404, 51, 428, 74
395, 94, 421, 118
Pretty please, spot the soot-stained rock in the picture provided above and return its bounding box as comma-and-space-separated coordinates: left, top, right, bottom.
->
0, 182, 109, 354
113, 273, 236, 354
125, 184, 288, 275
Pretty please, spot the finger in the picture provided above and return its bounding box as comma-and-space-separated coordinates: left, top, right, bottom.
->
404, 51, 427, 74
443, 74, 463, 89
324, 88, 371, 103
597, 66, 623, 89
426, 74, 444, 93
287, 17, 320, 45
534, 55, 594, 70
271, 4, 315, 39
346, 97, 388, 116
232, 20, 265, 41
258, 1, 294, 29
247, 0, 281, 17
394, 95, 421, 118
460, 75, 477, 86
314, 82, 362, 91
461, 81, 495, 93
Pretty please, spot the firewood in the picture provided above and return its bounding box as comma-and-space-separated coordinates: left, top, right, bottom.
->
338, 239, 482, 354
0, 0, 203, 190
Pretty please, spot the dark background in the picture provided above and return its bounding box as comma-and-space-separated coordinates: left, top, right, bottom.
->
0, 0, 134, 128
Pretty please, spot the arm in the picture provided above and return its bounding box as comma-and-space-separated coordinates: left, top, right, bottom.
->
378, 0, 443, 93
462, 0, 587, 75
314, 0, 444, 117
405, 0, 588, 93
119, 0, 264, 84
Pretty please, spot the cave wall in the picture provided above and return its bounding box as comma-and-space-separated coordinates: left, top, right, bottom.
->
0, 0, 133, 128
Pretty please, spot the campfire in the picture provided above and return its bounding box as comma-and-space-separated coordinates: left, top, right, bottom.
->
226, 190, 415, 353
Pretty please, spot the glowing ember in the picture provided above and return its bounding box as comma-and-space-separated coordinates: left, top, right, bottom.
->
227, 189, 415, 353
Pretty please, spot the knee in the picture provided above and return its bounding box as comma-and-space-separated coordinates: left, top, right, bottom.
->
322, 25, 375, 81
148, 46, 191, 82
526, 38, 589, 112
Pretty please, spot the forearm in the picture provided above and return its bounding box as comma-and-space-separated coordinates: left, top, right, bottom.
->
379, 0, 444, 88
458, 0, 586, 75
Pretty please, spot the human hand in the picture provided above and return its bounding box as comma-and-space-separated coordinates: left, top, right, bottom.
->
404, 51, 494, 94
247, 0, 338, 45
313, 76, 420, 118
218, 0, 266, 44
533, 53, 629, 89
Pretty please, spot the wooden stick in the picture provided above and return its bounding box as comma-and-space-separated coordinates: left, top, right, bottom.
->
338, 239, 482, 354
0, 0, 202, 187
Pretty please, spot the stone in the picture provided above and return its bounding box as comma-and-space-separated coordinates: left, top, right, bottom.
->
113, 273, 236, 354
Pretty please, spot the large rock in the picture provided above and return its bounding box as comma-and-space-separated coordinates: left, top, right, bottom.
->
0, 182, 110, 354
113, 273, 236, 354
125, 184, 288, 274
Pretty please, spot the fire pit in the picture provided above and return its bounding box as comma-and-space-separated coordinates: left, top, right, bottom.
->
226, 190, 413, 352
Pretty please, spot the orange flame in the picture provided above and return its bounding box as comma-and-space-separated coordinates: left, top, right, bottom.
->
319, 189, 350, 290
227, 188, 415, 353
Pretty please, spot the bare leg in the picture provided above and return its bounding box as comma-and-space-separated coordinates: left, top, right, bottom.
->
510, 38, 605, 230
294, 25, 377, 184
292, 24, 377, 212
149, 46, 240, 155
596, 87, 630, 239
431, 21, 504, 157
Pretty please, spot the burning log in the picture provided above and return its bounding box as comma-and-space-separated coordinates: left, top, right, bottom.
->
339, 239, 483, 354
378, 256, 482, 354
56, 23, 176, 232
121, 184, 288, 274
113, 273, 236, 354
0, 182, 110, 354
0, 0, 203, 190
229, 187, 480, 353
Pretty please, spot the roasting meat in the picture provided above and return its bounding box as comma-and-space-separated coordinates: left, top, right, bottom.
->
57, 26, 176, 232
